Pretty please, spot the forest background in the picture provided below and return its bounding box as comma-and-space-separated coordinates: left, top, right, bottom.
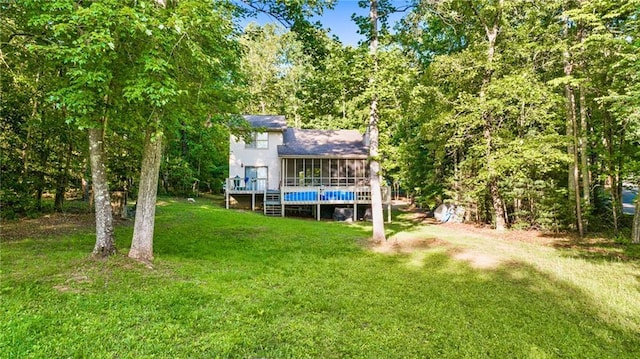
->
1, 0, 639, 242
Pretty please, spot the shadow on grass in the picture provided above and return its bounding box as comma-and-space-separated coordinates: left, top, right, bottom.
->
549, 237, 640, 263
384, 206, 440, 238
148, 202, 639, 356
151, 201, 372, 261
3, 199, 639, 357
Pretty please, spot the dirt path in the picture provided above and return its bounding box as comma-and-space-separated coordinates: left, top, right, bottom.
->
373, 203, 638, 264
1, 213, 133, 241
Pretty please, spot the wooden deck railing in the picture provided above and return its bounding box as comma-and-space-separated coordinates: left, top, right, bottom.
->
225, 177, 268, 193
280, 185, 390, 205
225, 178, 391, 204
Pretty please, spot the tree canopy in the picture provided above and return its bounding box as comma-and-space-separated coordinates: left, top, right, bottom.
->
2, 0, 639, 249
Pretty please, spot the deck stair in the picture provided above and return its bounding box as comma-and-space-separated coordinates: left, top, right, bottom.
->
264, 190, 282, 216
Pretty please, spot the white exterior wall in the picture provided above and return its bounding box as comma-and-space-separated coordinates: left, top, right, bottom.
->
229, 131, 283, 190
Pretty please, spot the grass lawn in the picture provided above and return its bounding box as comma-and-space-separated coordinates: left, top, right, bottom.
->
2, 198, 640, 358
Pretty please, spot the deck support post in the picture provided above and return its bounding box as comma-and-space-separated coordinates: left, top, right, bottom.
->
225, 179, 229, 209
251, 192, 255, 211
354, 203, 358, 221
317, 204, 321, 221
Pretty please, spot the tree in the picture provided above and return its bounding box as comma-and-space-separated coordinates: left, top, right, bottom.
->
562, 0, 639, 237
15, 0, 243, 261
397, 0, 573, 230
22, 0, 125, 256
238, 22, 315, 125
125, 0, 243, 262
367, 0, 386, 242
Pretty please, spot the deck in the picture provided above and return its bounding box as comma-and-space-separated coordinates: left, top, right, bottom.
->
225, 178, 392, 221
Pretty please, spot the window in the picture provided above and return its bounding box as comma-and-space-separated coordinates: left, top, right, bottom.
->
245, 132, 268, 149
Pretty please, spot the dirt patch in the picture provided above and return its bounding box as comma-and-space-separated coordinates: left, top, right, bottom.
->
53, 274, 92, 294
1, 213, 131, 241
373, 237, 449, 254
437, 222, 562, 245
387, 204, 639, 265
372, 234, 505, 270
449, 248, 504, 269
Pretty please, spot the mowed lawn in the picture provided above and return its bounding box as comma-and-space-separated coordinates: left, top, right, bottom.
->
2, 198, 640, 358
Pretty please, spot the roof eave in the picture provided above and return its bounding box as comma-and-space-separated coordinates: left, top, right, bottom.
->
278, 154, 369, 159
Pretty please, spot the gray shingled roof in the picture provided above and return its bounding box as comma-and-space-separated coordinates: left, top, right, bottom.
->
243, 115, 287, 131
278, 128, 369, 158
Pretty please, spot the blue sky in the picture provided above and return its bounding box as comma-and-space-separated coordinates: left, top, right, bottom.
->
239, 0, 411, 46
313, 0, 372, 46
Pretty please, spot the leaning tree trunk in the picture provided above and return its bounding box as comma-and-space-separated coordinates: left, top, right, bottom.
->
129, 129, 163, 263
368, 0, 386, 243
88, 127, 116, 257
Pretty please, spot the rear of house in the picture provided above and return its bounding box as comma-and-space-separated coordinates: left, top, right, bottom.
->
226, 115, 391, 221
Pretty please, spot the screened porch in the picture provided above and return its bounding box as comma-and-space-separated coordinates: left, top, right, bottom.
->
281, 158, 369, 187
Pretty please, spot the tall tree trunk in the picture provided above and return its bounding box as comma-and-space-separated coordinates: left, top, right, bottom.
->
476, 2, 505, 230
180, 123, 188, 156
129, 129, 164, 262
88, 126, 116, 257
633, 189, 640, 244
35, 148, 48, 211
569, 85, 583, 237
603, 112, 619, 235
564, 47, 584, 237
368, 0, 385, 243
616, 128, 625, 218
54, 140, 73, 212
22, 72, 40, 178
487, 130, 506, 231
579, 85, 590, 221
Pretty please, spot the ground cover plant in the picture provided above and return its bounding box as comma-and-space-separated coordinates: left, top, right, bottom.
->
1, 198, 640, 358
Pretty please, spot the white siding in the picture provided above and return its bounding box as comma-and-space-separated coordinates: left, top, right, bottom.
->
229, 131, 283, 190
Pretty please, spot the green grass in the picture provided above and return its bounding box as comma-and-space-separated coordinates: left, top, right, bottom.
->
2, 198, 640, 358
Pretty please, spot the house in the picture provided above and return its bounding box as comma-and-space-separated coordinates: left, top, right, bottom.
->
226, 115, 391, 221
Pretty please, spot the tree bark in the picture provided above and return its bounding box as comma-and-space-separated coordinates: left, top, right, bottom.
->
88, 127, 116, 257
129, 129, 164, 263
487, 130, 506, 231
476, 2, 506, 231
633, 189, 639, 244
603, 112, 619, 235
368, 0, 386, 243
568, 84, 583, 237
579, 85, 590, 209
35, 149, 48, 211
563, 36, 583, 237
54, 140, 73, 212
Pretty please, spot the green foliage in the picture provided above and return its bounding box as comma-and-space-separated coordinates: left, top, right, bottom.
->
1, 0, 244, 221
160, 156, 195, 195
3, 0, 637, 237
395, 0, 639, 232
238, 0, 335, 66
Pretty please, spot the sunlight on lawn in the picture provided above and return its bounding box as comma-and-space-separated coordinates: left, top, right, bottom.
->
2, 199, 639, 358
383, 218, 640, 335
